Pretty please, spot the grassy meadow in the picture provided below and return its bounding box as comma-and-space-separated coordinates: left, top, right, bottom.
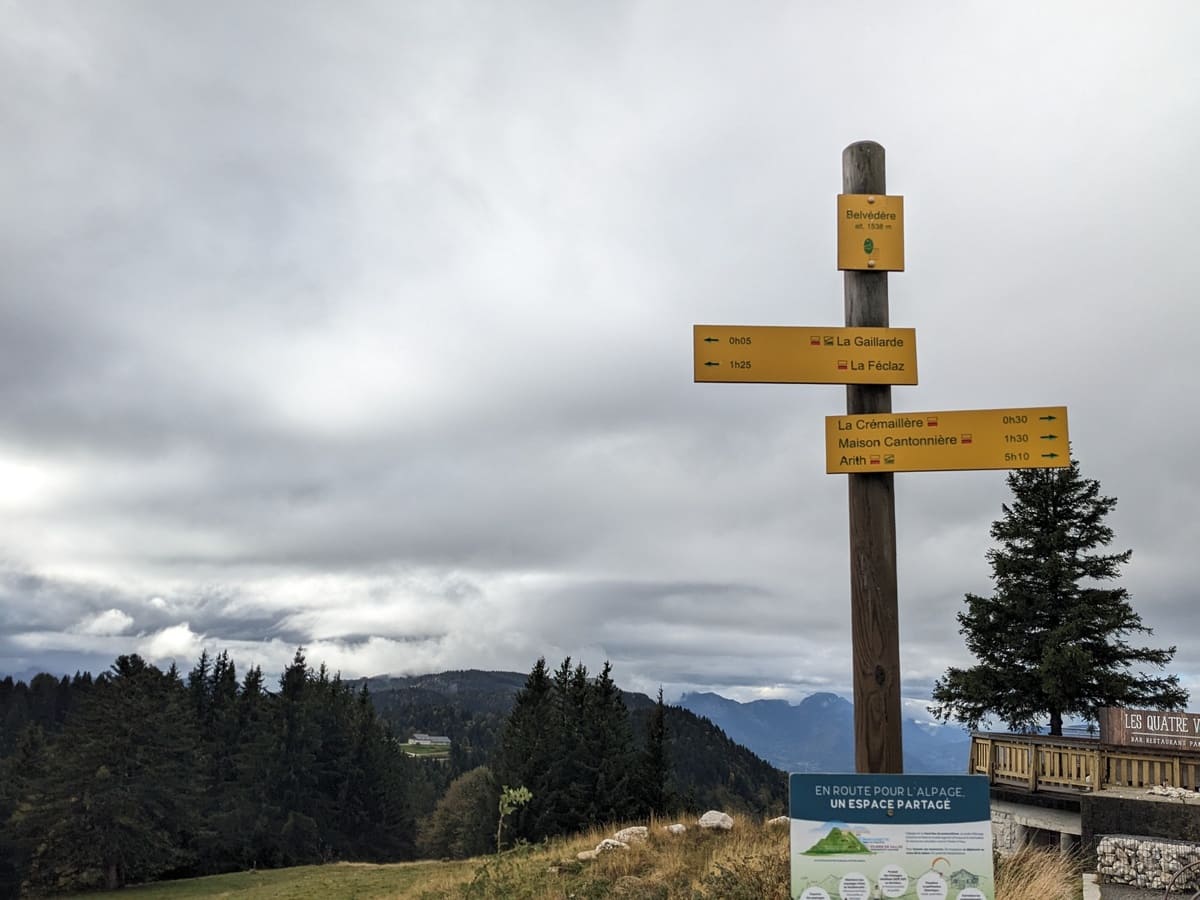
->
64, 816, 1081, 900
400, 742, 452, 759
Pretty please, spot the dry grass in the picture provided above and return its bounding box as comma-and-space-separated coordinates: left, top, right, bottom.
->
460, 813, 790, 899
464, 819, 1083, 900
64, 817, 1085, 899
996, 847, 1082, 900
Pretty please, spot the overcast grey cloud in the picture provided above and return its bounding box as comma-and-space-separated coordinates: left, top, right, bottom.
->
2, 2, 1198, 709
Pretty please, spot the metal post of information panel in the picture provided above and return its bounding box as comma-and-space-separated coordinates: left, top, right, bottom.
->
843, 141, 903, 773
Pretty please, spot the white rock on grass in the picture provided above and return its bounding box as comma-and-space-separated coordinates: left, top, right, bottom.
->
698, 810, 734, 830
767, 815, 790, 827
613, 826, 649, 843
595, 838, 630, 853
577, 849, 600, 861
664, 823, 687, 835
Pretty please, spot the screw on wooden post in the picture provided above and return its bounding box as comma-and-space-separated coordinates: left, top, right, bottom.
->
842, 140, 903, 774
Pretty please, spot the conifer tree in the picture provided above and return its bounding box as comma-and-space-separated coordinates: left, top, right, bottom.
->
931, 457, 1187, 735
584, 661, 635, 824
193, 650, 243, 874
537, 659, 588, 836
0, 724, 49, 896
493, 658, 554, 843
272, 649, 322, 864
187, 649, 212, 722
636, 687, 670, 816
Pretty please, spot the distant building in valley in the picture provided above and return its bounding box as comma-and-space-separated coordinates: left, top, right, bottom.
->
410, 733, 451, 746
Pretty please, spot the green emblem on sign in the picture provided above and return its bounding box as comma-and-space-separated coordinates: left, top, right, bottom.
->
863, 238, 875, 254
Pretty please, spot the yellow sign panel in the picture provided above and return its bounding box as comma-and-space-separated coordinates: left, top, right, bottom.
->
826, 406, 1069, 473
838, 194, 905, 271
694, 325, 917, 385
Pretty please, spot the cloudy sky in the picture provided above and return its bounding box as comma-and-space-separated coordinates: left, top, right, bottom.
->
2, 2, 1198, 709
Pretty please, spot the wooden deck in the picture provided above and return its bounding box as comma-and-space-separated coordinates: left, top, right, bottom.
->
970, 732, 1200, 794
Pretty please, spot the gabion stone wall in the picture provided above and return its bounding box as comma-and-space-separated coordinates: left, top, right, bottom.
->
1096, 834, 1200, 891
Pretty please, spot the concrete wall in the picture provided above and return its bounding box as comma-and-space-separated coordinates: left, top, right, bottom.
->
1082, 795, 1200, 851
990, 799, 1080, 857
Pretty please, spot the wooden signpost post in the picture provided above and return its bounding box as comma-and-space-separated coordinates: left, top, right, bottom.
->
840, 142, 904, 774
692, 140, 1070, 776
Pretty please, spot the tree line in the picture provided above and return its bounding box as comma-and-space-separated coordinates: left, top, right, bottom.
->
0, 649, 784, 896
0, 649, 424, 895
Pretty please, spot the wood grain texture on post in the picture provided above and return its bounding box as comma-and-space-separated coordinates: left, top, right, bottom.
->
842, 140, 903, 774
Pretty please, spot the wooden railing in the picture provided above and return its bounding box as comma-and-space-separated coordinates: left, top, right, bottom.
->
970, 732, 1200, 793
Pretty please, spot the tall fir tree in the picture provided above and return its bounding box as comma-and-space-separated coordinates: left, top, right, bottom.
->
193, 650, 244, 874
636, 687, 670, 817
584, 661, 635, 825
493, 658, 554, 845
272, 649, 322, 864
931, 457, 1187, 735
536, 659, 589, 837
0, 724, 49, 897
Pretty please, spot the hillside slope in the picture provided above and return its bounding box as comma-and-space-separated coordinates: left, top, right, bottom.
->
365, 670, 787, 816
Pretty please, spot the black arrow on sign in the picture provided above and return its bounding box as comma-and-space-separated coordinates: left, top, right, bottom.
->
703, 337, 719, 343
1038, 415, 1057, 421
704, 361, 720, 367
1042, 452, 1060, 459
1040, 434, 1058, 440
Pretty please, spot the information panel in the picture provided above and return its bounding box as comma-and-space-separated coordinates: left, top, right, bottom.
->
790, 774, 995, 900
693, 326, 917, 385
825, 406, 1069, 474
837, 194, 905, 271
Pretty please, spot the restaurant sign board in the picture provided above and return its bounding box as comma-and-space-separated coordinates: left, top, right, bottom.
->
1098, 707, 1200, 752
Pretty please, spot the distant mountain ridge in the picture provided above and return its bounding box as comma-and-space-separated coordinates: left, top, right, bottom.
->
360, 670, 971, 780
362, 669, 658, 717
363, 670, 529, 714
678, 690, 972, 774
362, 668, 787, 816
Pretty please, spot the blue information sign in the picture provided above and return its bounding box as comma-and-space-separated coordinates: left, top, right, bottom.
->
789, 774, 994, 900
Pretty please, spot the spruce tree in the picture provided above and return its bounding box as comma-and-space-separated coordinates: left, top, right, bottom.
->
931, 457, 1187, 735
493, 658, 553, 844
273, 649, 321, 864
636, 688, 670, 817
0, 724, 49, 896
584, 661, 635, 825
194, 650, 243, 874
